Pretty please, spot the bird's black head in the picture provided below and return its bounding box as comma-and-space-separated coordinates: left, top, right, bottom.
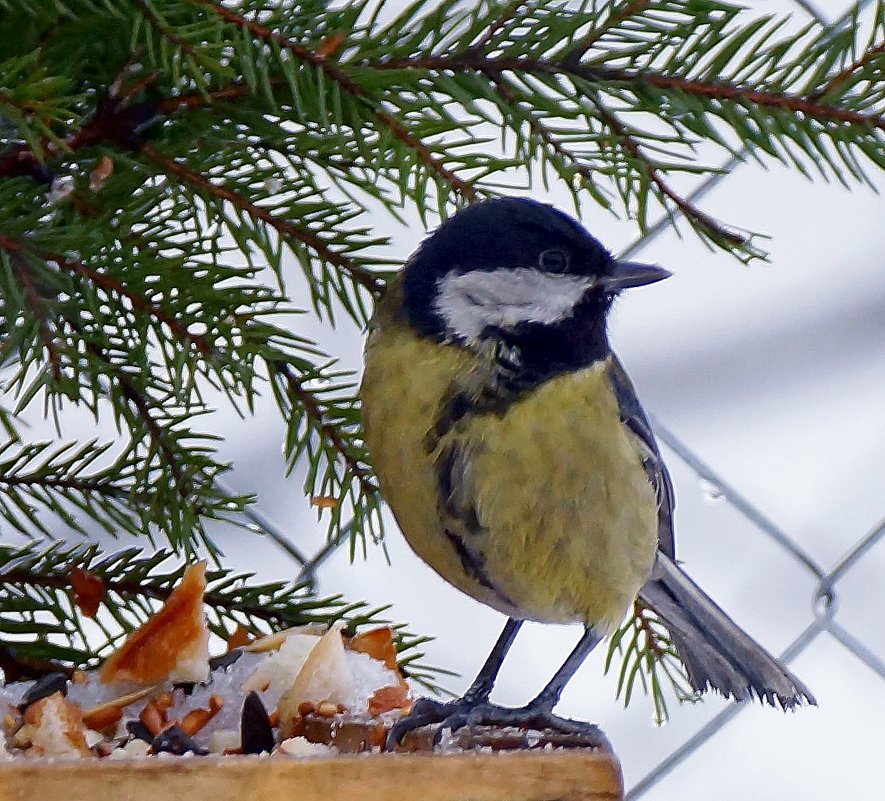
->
402, 197, 669, 375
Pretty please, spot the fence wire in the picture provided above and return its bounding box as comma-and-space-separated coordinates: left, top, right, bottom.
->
226, 0, 883, 795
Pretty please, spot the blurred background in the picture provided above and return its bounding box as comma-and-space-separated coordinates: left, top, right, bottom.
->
13, 0, 885, 797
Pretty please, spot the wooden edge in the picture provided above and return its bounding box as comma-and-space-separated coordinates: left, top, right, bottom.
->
0, 751, 623, 801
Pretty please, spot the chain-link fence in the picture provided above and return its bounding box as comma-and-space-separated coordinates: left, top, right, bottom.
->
220, 0, 884, 795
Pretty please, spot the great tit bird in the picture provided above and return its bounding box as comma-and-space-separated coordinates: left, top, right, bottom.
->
361, 197, 814, 745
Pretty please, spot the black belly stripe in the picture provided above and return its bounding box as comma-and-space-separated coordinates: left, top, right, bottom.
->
426, 392, 472, 452
444, 530, 496, 592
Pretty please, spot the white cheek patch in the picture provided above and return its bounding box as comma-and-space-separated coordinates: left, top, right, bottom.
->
434, 267, 596, 342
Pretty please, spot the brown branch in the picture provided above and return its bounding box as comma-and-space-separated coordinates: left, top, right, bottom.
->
810, 39, 885, 101
373, 56, 885, 132
590, 98, 747, 247
53, 255, 213, 357
75, 335, 191, 506
3, 239, 204, 513
0, 83, 259, 181
193, 0, 477, 201
114, 371, 185, 489
0, 94, 160, 181
634, 600, 667, 659
273, 362, 379, 499
0, 234, 213, 357
6, 252, 62, 380
140, 142, 384, 296
156, 83, 256, 114
0, 569, 303, 625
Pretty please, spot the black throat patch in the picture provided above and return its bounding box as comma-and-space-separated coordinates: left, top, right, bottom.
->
426, 292, 612, 449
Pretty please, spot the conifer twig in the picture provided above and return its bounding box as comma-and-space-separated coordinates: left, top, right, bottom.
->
374, 56, 885, 131
272, 362, 379, 499
588, 97, 748, 247
7, 252, 62, 380
810, 39, 885, 100
140, 143, 384, 296
0, 234, 213, 356
193, 0, 478, 202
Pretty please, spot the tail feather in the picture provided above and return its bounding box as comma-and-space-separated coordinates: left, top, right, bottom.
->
638, 553, 816, 709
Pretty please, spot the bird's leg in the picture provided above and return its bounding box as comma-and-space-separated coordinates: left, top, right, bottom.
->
384, 617, 523, 750
463, 617, 523, 702
513, 626, 603, 728
431, 626, 607, 745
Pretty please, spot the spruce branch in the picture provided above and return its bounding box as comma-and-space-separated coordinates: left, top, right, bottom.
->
606, 600, 699, 724
811, 40, 885, 101
490, 73, 602, 203
463, 0, 534, 56
0, 540, 439, 685
0, 233, 213, 357
193, 0, 478, 202
140, 143, 384, 297
5, 249, 62, 381
269, 360, 383, 556
272, 362, 379, 501
563, 0, 652, 66
373, 55, 885, 132
0, 439, 173, 542
587, 94, 752, 252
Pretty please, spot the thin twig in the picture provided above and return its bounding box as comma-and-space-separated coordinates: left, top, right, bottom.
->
0, 83, 256, 181
374, 55, 885, 132
77, 336, 192, 508
463, 0, 533, 55
810, 39, 885, 101
492, 75, 597, 184
156, 83, 255, 114
140, 142, 384, 295
272, 361, 379, 499
0, 234, 213, 356
564, 0, 652, 66
0, 473, 128, 497
132, 0, 200, 58
194, 0, 477, 201
589, 97, 747, 246
6, 252, 62, 380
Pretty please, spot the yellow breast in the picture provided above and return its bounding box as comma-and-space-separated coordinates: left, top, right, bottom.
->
361, 300, 658, 632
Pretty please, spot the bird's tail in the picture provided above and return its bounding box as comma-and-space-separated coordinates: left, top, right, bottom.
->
638, 553, 816, 708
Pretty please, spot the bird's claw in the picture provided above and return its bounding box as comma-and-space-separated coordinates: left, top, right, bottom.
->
384, 696, 475, 751
385, 697, 606, 751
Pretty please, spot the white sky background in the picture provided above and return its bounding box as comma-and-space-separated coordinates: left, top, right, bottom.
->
9, 0, 884, 797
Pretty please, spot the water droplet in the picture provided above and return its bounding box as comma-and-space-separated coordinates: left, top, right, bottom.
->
813, 585, 837, 619
698, 478, 725, 503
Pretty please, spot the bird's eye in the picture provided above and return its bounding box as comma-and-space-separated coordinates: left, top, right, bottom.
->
539, 248, 569, 273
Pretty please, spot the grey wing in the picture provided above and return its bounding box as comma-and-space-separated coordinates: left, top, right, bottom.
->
606, 354, 675, 560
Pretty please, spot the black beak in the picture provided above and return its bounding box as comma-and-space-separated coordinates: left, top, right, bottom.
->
599, 260, 672, 292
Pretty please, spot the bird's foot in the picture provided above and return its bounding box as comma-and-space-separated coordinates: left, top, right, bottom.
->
384, 696, 477, 751
385, 697, 607, 751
